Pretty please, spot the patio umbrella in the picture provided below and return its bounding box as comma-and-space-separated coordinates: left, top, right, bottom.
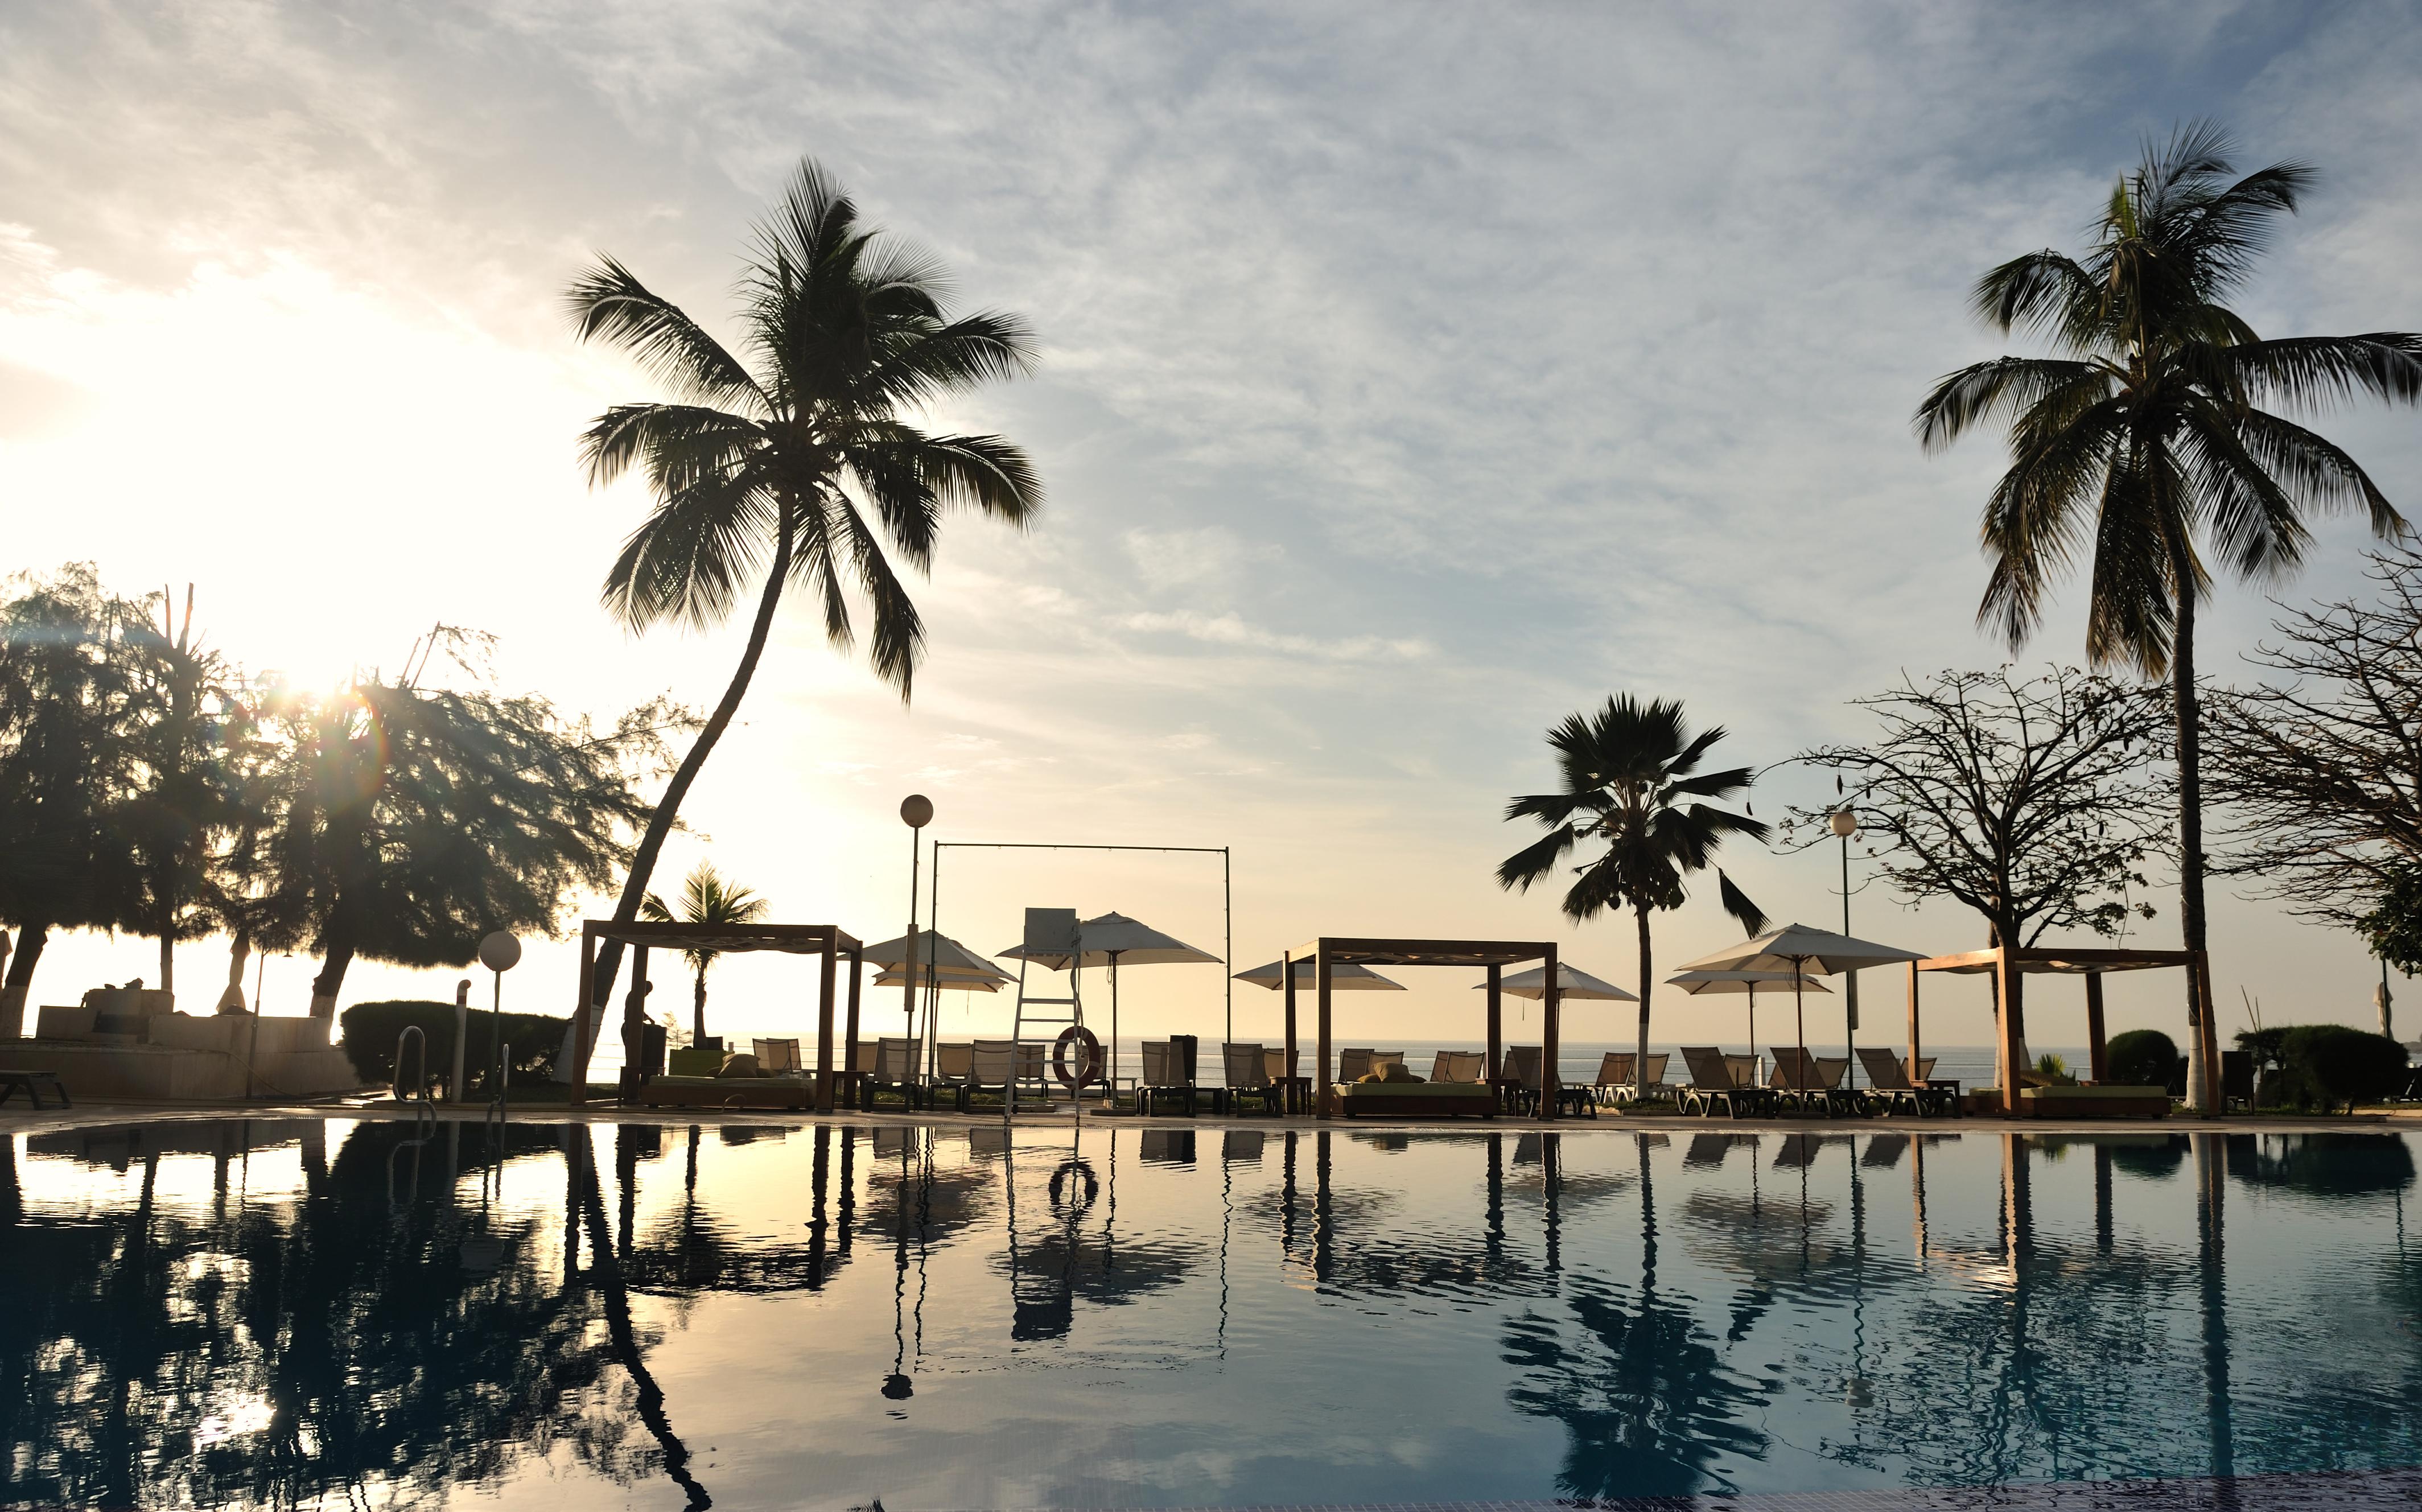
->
1480, 963, 1637, 1001
999, 912, 1221, 1086
1679, 924, 1922, 1091
1233, 959, 1406, 990
1666, 969, 1828, 1083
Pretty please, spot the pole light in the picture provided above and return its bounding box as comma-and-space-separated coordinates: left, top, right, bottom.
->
900, 796, 933, 1058
1829, 807, 1859, 1077
478, 930, 521, 1102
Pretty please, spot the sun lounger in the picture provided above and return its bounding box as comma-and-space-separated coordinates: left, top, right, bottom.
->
1430, 1050, 1486, 1085
1679, 1046, 1770, 1118
1595, 1053, 1632, 1106
858, 1035, 926, 1111
1223, 1042, 1280, 1114
928, 1041, 976, 1111
1141, 1039, 1202, 1115
1617, 1053, 1671, 1107
967, 1039, 1023, 1108
752, 1038, 802, 1076
1855, 1047, 1957, 1117
1498, 1045, 1591, 1118
1337, 1048, 1377, 1084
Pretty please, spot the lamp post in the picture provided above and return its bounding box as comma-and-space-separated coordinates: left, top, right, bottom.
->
478, 930, 521, 1103
1830, 807, 1860, 1081
900, 796, 933, 1060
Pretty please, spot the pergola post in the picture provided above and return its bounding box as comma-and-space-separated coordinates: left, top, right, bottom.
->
619, 943, 650, 1103
1540, 942, 1561, 1121
843, 944, 864, 1093
814, 933, 837, 1114
1281, 951, 1298, 1111
1996, 946, 2025, 1117
1905, 959, 1922, 1083
1315, 941, 1334, 1120
2192, 950, 2222, 1114
2085, 972, 2108, 1083
1485, 963, 1503, 1089
571, 929, 595, 1108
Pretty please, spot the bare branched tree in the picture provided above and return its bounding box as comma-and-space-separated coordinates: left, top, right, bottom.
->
2203, 538, 2422, 926
1783, 666, 2173, 953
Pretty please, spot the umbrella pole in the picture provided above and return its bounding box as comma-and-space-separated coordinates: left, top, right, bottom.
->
1794, 968, 1807, 1093
1748, 984, 1758, 1086
1110, 954, 1121, 1100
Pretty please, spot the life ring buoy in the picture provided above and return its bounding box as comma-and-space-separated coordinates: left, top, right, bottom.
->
1052, 1025, 1103, 1089
1049, 1159, 1100, 1213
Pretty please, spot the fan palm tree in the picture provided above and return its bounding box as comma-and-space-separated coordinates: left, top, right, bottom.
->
565, 157, 1043, 1045
641, 861, 769, 1046
1497, 695, 1768, 1097
1914, 121, 2422, 1107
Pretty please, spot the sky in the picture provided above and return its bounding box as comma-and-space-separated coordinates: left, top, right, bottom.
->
5, 1, 2421, 1056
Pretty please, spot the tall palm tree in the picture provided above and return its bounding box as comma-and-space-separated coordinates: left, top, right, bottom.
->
641, 860, 769, 1046
566, 158, 1043, 1038
1914, 122, 2422, 1107
1497, 695, 1768, 1097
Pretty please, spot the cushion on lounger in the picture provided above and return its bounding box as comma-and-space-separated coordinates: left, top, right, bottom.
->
717, 1052, 763, 1078
1380, 1062, 1423, 1083
1340, 1080, 1493, 1099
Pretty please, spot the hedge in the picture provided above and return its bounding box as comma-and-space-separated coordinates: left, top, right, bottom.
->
339, 1000, 566, 1093
2104, 1028, 2179, 1089
2275, 1024, 2409, 1113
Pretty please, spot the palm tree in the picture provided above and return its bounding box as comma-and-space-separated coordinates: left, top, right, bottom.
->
641, 860, 769, 1046
1496, 695, 1768, 1098
1914, 121, 2422, 1107
566, 156, 1043, 1040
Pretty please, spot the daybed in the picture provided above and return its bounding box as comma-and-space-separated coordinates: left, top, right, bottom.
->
1334, 1078, 1497, 1119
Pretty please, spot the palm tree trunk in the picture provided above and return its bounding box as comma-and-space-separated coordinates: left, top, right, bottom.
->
693, 963, 707, 1048
307, 940, 355, 1020
1635, 901, 1653, 1099
1, 923, 45, 1037
585, 503, 797, 1046
2173, 549, 2213, 1113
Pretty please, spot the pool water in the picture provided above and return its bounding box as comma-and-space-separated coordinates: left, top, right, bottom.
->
5, 1119, 2419, 1510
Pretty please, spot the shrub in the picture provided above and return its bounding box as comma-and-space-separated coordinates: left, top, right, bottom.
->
2104, 1028, 2179, 1089
2275, 1024, 2409, 1113
339, 1000, 565, 1092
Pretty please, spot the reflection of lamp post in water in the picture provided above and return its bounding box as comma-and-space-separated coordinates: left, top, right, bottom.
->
479, 932, 521, 1102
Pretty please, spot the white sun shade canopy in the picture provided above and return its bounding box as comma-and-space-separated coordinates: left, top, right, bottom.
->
1472, 963, 1637, 1001
1666, 969, 1831, 996
1233, 959, 1407, 991
858, 932, 1012, 982
874, 965, 1008, 992
1679, 923, 1925, 975
996, 911, 1221, 970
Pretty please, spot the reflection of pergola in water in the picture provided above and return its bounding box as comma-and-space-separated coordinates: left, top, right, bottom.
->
1904, 946, 2221, 1111
569, 920, 866, 1111
1281, 936, 1564, 1118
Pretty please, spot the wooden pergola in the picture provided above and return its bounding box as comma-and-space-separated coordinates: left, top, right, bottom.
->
1281, 937, 1564, 1119
570, 920, 864, 1113
1906, 945, 2219, 1112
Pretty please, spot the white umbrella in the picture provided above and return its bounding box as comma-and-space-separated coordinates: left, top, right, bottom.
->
1233, 959, 1406, 990
1679, 924, 1922, 1090
872, 963, 1011, 991
1667, 969, 1828, 1083
860, 931, 1009, 981
1477, 963, 1638, 1001
999, 912, 1221, 1085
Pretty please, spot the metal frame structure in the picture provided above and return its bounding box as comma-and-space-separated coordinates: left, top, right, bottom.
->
918, 842, 1232, 1082
1283, 936, 1566, 1119
569, 920, 865, 1113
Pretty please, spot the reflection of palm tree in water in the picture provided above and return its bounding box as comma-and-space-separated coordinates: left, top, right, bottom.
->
1504, 1131, 1765, 1499
575, 1126, 711, 1509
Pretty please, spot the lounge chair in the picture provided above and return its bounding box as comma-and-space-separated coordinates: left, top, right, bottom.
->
1856, 1047, 1957, 1117
1679, 1046, 1769, 1118
1337, 1048, 1378, 1084
1593, 1053, 1633, 1106
1223, 1041, 1280, 1114
1614, 1053, 1671, 1108
1264, 1047, 1299, 1082
857, 1036, 926, 1111
1501, 1045, 1592, 1118
929, 1041, 976, 1111
1430, 1050, 1486, 1085
1140, 1039, 1202, 1115
1769, 1048, 1858, 1117
752, 1037, 803, 1076
967, 1039, 1021, 1107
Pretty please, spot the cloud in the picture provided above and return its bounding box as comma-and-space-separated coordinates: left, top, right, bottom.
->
1118, 609, 1431, 662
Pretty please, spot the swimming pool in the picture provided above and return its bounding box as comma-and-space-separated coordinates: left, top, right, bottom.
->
6, 1119, 2417, 1509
